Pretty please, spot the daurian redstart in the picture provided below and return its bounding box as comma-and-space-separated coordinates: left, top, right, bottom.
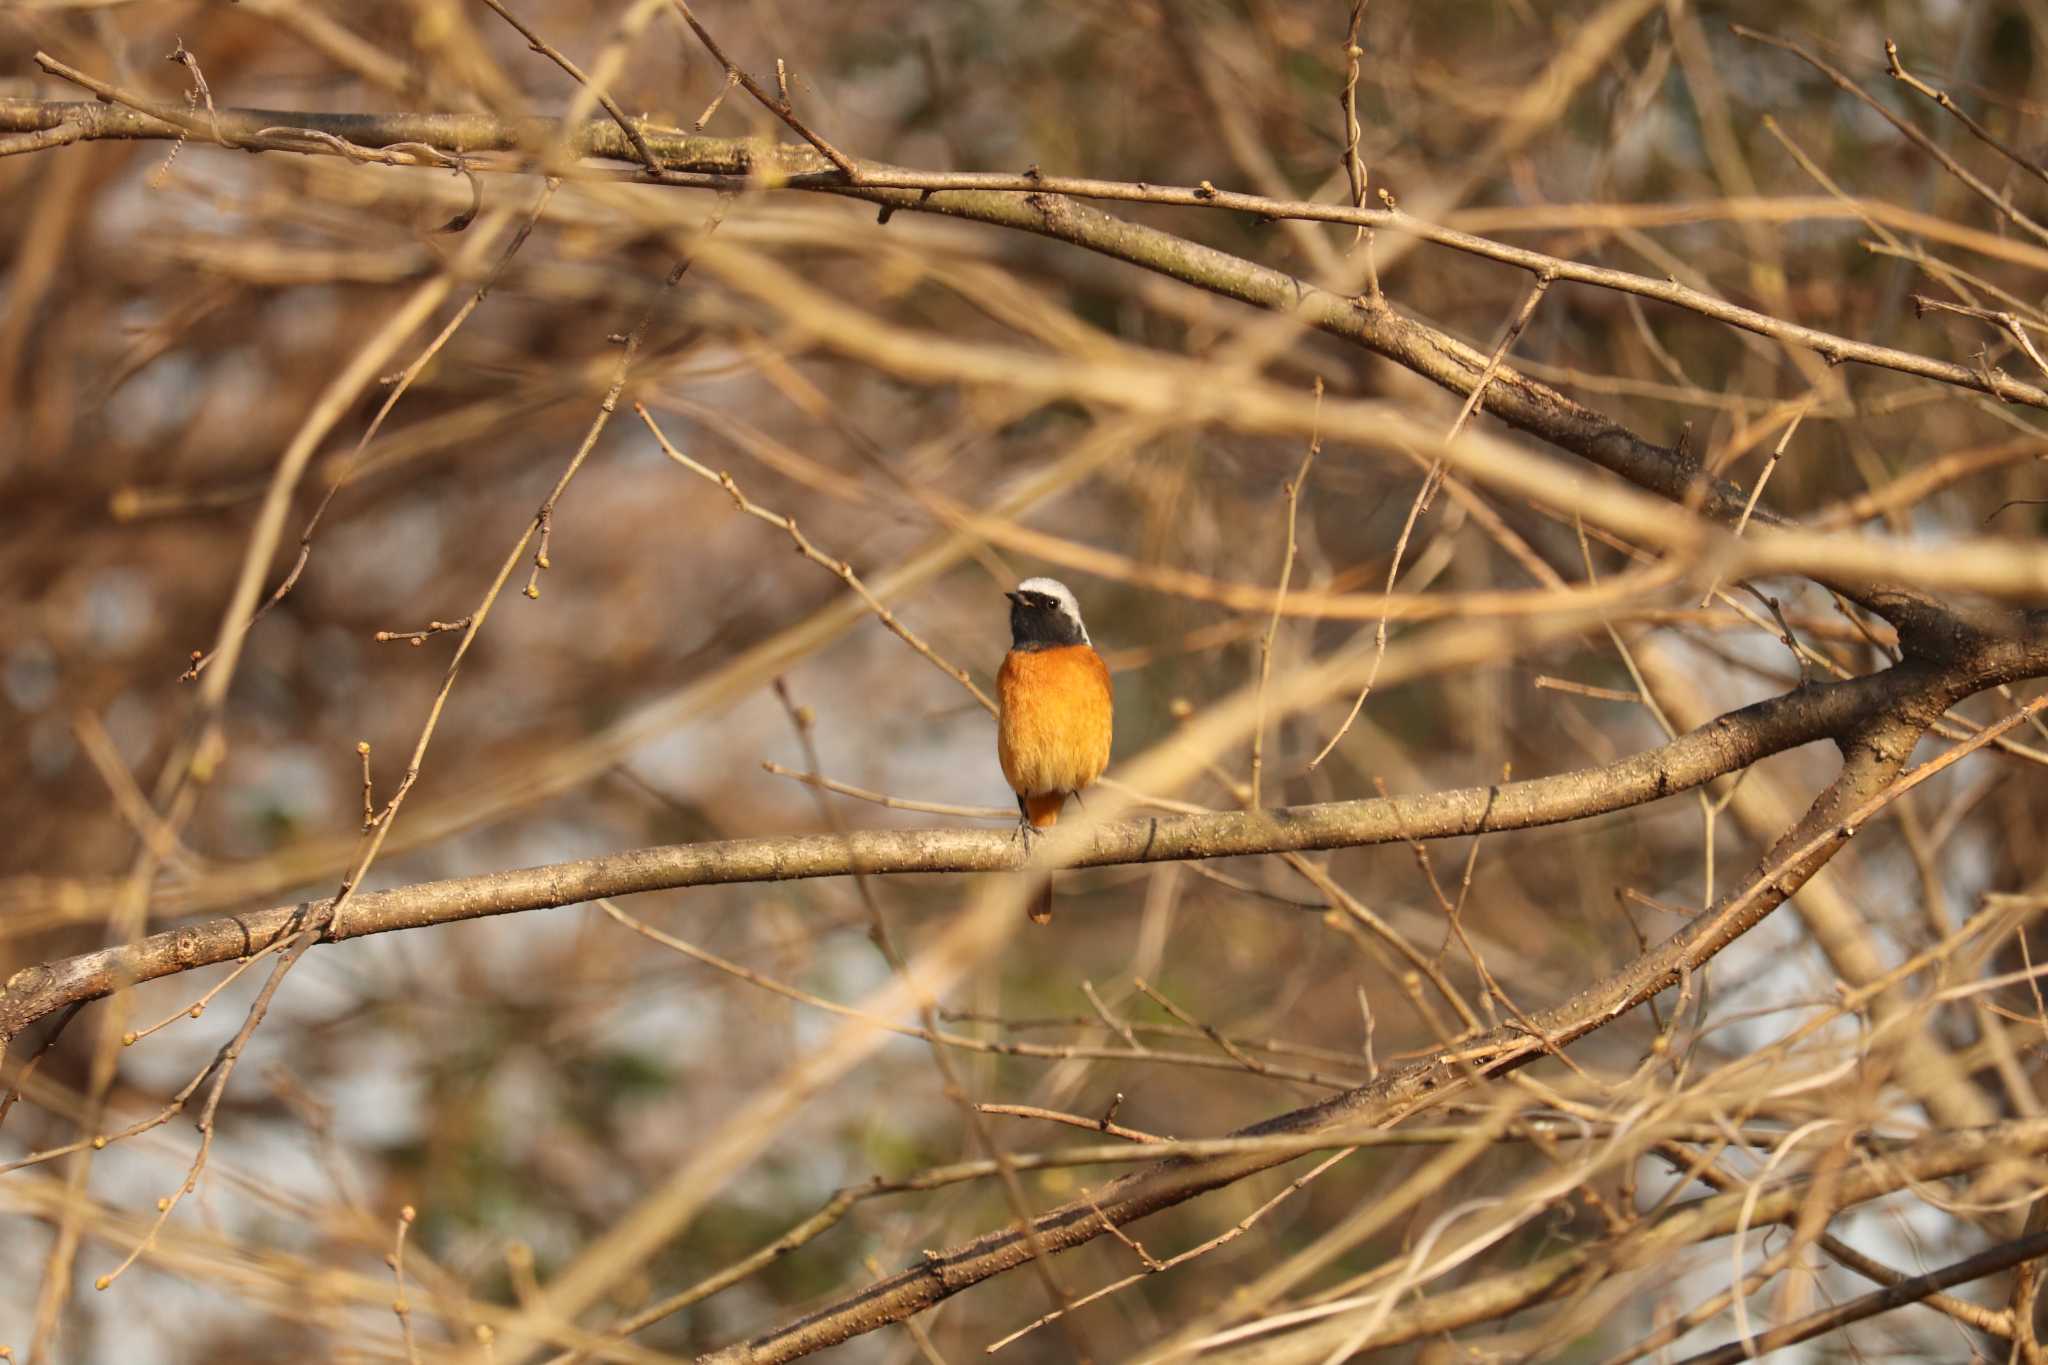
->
997, 578, 1112, 924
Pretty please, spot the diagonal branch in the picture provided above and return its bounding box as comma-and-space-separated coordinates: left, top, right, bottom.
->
693, 690, 2046, 1364
2, 95, 2043, 412
2, 88, 2011, 648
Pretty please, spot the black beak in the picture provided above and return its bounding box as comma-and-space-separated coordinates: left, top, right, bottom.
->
1004, 591, 1022, 605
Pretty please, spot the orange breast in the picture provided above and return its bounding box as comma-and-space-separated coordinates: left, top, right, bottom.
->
997, 644, 1113, 823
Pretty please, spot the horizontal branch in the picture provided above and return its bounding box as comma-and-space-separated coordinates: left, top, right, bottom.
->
0, 665, 1908, 1045
5, 94, 2042, 412
0, 95, 623, 163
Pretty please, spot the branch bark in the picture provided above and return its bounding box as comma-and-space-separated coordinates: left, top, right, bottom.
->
1206, 1123, 2048, 1364
0, 658, 1938, 1046
10, 70, 2048, 1365
686, 701, 1949, 1364
4, 97, 2045, 407
678, 634, 2048, 1362
0, 91, 2009, 644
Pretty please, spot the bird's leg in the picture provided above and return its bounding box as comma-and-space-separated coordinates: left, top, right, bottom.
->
1013, 794, 1047, 860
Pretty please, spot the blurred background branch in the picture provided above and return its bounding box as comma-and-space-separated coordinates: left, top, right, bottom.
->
6, 2, 2048, 1363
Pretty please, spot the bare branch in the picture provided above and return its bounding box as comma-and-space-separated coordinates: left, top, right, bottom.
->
3, 656, 1997, 1044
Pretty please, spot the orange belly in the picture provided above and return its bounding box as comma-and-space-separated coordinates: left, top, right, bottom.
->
998, 644, 1113, 827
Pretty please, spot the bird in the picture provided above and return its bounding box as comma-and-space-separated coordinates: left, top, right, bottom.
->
996, 577, 1113, 924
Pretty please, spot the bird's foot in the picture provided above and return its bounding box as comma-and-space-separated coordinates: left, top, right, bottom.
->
1012, 819, 1046, 863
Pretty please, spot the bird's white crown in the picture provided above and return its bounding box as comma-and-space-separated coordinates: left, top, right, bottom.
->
1015, 577, 1088, 643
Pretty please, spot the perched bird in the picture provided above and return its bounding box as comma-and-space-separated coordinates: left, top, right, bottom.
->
997, 578, 1113, 924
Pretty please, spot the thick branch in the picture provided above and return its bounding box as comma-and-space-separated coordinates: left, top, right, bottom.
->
9, 83, 2046, 1363
0, 94, 1993, 639
0, 664, 1913, 1044
2, 100, 2041, 407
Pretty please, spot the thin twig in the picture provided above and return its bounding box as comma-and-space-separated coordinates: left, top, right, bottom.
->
184, 179, 559, 681
476, 0, 663, 172
638, 404, 997, 713
1308, 273, 1554, 771
391, 1205, 422, 1365
1133, 978, 1281, 1081
1698, 398, 1811, 608
974, 1103, 1167, 1144
986, 1149, 1359, 1354
1337, 1, 1376, 290
13, 90, 2048, 408
1082, 980, 1147, 1053
1913, 294, 2048, 383
0, 1002, 84, 1130
1251, 378, 1321, 808
758, 761, 1013, 818
1533, 675, 1642, 703
1733, 26, 2048, 247
668, 0, 860, 179
1885, 38, 2048, 191
1671, 1229, 2048, 1365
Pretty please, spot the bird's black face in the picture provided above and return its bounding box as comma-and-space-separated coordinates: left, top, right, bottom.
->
1007, 589, 1086, 651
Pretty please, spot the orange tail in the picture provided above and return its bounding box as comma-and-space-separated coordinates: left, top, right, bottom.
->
1021, 793, 1063, 924
1028, 875, 1054, 926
